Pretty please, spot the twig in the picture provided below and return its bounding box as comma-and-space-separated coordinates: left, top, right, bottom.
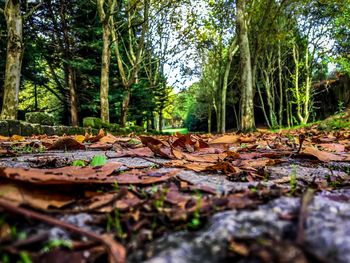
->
24, 1, 43, 20
0, 199, 126, 263
296, 189, 314, 244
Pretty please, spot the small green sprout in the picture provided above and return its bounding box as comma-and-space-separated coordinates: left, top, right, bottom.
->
41, 239, 72, 253
90, 155, 107, 166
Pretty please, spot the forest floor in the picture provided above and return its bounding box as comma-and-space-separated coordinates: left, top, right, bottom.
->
0, 122, 350, 263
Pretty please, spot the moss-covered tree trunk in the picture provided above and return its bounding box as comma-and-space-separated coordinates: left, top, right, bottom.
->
1, 0, 23, 120
236, 0, 255, 131
97, 0, 115, 124
120, 89, 130, 127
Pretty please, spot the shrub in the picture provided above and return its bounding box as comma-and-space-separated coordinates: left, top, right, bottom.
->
83, 117, 103, 129
109, 123, 120, 132
25, 112, 55, 126
129, 125, 144, 133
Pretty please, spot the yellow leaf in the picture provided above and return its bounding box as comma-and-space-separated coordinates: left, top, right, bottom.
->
75, 135, 86, 143
10, 135, 25, 141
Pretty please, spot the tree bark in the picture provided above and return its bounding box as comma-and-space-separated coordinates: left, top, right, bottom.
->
120, 89, 130, 127
208, 104, 212, 133
220, 40, 238, 134
1, 0, 23, 120
100, 23, 110, 123
97, 0, 115, 124
68, 67, 78, 126
60, 0, 78, 126
236, 0, 255, 131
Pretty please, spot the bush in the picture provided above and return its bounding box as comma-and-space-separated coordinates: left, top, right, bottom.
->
109, 123, 120, 132
129, 125, 144, 133
83, 117, 103, 129
25, 112, 55, 126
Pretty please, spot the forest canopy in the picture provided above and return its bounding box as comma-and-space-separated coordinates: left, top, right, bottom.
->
0, 0, 349, 133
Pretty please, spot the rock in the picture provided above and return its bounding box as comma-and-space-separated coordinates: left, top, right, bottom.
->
41, 125, 56, 136
31, 124, 42, 135
0, 120, 9, 136
7, 119, 21, 136
20, 122, 34, 136
132, 191, 350, 263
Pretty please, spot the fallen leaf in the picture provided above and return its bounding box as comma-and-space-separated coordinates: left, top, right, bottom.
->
74, 135, 85, 143
0, 162, 122, 185
208, 135, 240, 144
302, 146, 344, 162
84, 129, 105, 143
319, 143, 345, 153
99, 133, 118, 144
0, 183, 74, 210
48, 137, 86, 150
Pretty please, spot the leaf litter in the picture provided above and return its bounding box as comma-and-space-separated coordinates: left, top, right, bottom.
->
0, 127, 349, 262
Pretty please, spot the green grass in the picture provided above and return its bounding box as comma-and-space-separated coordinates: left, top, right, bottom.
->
162, 128, 188, 135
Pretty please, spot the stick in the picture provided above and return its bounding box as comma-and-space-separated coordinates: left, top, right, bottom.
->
0, 199, 125, 263
296, 189, 314, 244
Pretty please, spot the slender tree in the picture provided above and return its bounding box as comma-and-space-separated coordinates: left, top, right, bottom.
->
236, 0, 254, 131
96, 0, 116, 123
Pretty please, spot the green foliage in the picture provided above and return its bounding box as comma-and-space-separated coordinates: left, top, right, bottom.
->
25, 112, 55, 126
72, 160, 86, 167
83, 117, 103, 129
188, 191, 203, 230
90, 155, 107, 166
129, 125, 144, 133
289, 165, 297, 195
106, 209, 124, 239
18, 252, 32, 263
41, 239, 72, 253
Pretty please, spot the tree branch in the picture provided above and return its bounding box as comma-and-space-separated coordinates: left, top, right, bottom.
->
24, 1, 43, 20
0, 8, 4, 15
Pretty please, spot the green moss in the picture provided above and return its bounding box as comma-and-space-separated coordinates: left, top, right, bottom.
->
20, 122, 33, 136
7, 120, 21, 136
25, 112, 55, 126
83, 117, 103, 129
0, 121, 9, 136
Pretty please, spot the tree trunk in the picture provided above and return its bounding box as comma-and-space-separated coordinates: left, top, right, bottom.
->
278, 41, 283, 127
220, 40, 238, 134
100, 22, 111, 123
236, 0, 255, 131
60, 0, 78, 126
120, 89, 130, 127
208, 104, 212, 133
158, 111, 163, 132
1, 0, 23, 120
68, 67, 78, 126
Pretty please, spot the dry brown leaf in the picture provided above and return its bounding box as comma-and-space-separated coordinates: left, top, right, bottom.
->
0, 162, 122, 185
319, 143, 345, 153
303, 146, 344, 162
84, 129, 105, 143
48, 137, 86, 150
208, 135, 240, 144
99, 133, 119, 144
0, 183, 74, 209
113, 147, 154, 158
